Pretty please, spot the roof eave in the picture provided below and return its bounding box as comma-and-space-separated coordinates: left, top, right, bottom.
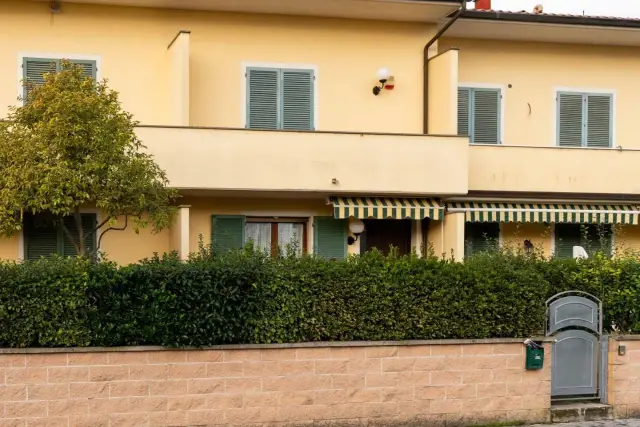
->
457, 10, 640, 30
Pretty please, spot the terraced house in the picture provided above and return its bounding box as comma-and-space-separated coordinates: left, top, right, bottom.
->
1, 0, 640, 264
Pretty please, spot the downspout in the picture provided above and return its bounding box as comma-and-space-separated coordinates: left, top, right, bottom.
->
423, 0, 467, 134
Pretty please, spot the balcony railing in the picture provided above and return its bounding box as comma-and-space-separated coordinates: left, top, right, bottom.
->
138, 126, 469, 196
469, 144, 640, 195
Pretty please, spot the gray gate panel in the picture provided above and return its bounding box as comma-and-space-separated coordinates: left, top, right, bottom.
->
548, 295, 600, 335
552, 329, 599, 397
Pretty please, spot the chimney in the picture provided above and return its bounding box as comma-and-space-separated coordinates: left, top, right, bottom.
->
474, 0, 491, 10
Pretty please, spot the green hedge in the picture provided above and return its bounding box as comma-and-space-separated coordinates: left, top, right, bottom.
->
1, 248, 640, 348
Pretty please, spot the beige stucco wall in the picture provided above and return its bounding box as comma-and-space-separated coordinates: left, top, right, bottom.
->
0, 1, 436, 134
427, 49, 458, 135
440, 37, 640, 149
501, 223, 552, 256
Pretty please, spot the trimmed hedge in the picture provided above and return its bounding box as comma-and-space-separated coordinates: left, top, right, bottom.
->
1, 248, 640, 348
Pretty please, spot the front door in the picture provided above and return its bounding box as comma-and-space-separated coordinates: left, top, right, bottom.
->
362, 219, 411, 255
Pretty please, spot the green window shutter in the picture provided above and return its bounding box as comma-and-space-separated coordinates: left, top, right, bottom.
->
557, 92, 584, 147
281, 69, 314, 130
69, 59, 97, 79
464, 222, 500, 258
472, 89, 501, 144
555, 224, 582, 259
584, 224, 612, 257
457, 88, 470, 137
22, 58, 59, 100
62, 214, 97, 256
314, 217, 347, 260
246, 68, 279, 130
586, 94, 612, 148
24, 215, 60, 260
211, 215, 246, 254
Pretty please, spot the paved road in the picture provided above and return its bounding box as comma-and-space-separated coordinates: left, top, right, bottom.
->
520, 422, 640, 427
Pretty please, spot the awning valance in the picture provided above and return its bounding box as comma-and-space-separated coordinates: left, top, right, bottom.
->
330, 197, 444, 220
448, 202, 640, 225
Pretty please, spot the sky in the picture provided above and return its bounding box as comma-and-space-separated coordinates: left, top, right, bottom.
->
479, 0, 640, 18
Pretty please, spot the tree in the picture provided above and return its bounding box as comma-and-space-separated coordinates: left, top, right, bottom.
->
0, 60, 178, 257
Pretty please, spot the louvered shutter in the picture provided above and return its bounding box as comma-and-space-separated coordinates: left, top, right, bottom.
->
457, 88, 470, 137
282, 70, 314, 130
557, 93, 584, 147
464, 222, 500, 258
246, 68, 279, 129
24, 215, 60, 260
314, 217, 347, 260
23, 58, 59, 100
554, 224, 582, 259
586, 94, 612, 148
211, 215, 246, 254
62, 214, 97, 256
69, 59, 97, 79
584, 224, 612, 257
472, 89, 500, 144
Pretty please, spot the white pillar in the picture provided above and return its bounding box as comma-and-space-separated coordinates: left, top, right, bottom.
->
411, 220, 423, 257
178, 205, 190, 260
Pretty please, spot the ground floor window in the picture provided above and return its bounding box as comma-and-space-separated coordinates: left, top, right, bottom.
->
211, 215, 308, 257
24, 213, 97, 260
464, 222, 500, 258
555, 223, 612, 259
245, 219, 306, 256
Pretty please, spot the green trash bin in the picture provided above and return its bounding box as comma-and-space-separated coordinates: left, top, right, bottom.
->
525, 345, 544, 370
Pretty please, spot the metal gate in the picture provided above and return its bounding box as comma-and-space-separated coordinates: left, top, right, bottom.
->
546, 291, 608, 401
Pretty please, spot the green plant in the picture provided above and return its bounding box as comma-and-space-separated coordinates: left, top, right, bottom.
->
2, 247, 640, 348
0, 60, 177, 256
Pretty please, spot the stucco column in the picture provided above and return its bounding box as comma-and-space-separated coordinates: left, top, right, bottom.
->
411, 220, 423, 257
170, 205, 191, 261
443, 212, 465, 262
347, 218, 360, 256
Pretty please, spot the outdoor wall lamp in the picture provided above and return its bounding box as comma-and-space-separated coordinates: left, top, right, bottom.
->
372, 67, 395, 96
524, 239, 534, 254
347, 219, 365, 245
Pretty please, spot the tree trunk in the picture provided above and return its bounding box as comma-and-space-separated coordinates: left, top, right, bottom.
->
74, 207, 85, 256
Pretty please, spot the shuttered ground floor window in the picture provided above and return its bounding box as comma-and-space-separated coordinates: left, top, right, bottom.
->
213, 215, 341, 257
24, 213, 97, 260
464, 222, 500, 258
555, 223, 612, 259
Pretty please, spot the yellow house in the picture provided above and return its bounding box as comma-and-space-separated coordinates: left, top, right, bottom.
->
1, 0, 640, 264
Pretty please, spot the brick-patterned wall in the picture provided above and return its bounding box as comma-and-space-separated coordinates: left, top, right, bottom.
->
0, 341, 551, 427
609, 337, 640, 418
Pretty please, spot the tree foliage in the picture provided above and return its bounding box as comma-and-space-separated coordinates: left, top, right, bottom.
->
0, 60, 177, 255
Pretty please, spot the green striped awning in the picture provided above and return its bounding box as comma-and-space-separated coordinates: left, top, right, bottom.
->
330, 197, 443, 220
447, 202, 640, 225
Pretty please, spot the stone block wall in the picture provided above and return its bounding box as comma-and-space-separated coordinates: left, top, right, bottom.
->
609, 337, 640, 418
0, 340, 551, 427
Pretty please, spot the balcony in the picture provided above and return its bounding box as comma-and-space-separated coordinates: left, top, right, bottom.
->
469, 144, 640, 196
137, 126, 469, 196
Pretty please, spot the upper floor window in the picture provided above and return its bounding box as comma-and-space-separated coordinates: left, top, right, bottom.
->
246, 67, 314, 131
22, 57, 97, 100
458, 87, 501, 144
557, 92, 612, 148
